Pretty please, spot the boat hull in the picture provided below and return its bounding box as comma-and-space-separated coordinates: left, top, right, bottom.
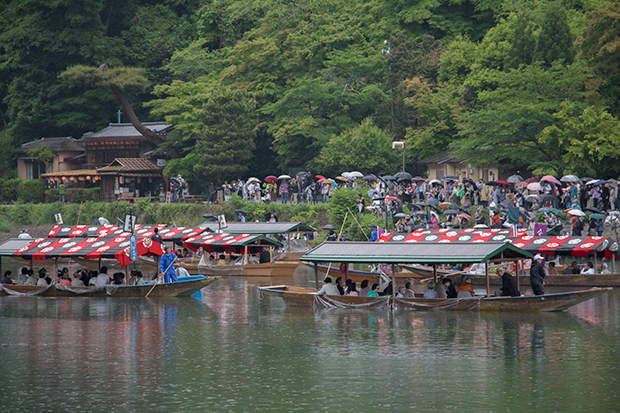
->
0, 276, 220, 298
305, 263, 421, 284
258, 285, 611, 312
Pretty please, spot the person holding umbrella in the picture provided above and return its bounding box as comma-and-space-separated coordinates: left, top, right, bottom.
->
280, 179, 288, 204
357, 193, 366, 213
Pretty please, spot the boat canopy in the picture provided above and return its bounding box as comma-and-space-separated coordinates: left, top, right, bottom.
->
301, 241, 532, 264
159, 225, 212, 242
183, 232, 282, 254
0, 238, 35, 256
47, 224, 167, 239
377, 229, 618, 258
199, 222, 316, 234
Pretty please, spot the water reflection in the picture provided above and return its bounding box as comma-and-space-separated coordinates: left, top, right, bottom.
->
0, 270, 619, 411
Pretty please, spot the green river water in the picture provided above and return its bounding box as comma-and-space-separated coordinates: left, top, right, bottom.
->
1, 265, 619, 412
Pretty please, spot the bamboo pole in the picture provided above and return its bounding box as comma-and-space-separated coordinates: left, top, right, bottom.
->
76, 201, 84, 225
324, 212, 349, 279
145, 257, 177, 298
346, 207, 369, 241
485, 261, 490, 297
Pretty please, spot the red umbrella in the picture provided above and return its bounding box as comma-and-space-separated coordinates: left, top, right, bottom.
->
524, 178, 537, 183
264, 175, 277, 183
315, 175, 326, 180
496, 180, 511, 186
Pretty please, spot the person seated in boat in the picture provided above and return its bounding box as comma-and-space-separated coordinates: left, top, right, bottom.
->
160, 246, 179, 283
177, 262, 190, 278
359, 280, 371, 297
59, 273, 71, 287
259, 249, 271, 264
71, 272, 85, 287
182, 248, 191, 258
136, 272, 146, 286
367, 283, 380, 297
563, 261, 579, 274
423, 281, 439, 298
96, 266, 111, 286
17, 267, 28, 285
442, 278, 457, 298
396, 285, 407, 297
317, 277, 340, 296
335, 277, 345, 295
112, 272, 125, 285
347, 282, 359, 296
497, 269, 520, 297
547, 262, 559, 276
88, 270, 98, 286
405, 281, 415, 298
217, 254, 227, 265
381, 281, 393, 296
25, 269, 36, 286
580, 262, 595, 275
1, 271, 13, 284
37, 269, 49, 286
457, 275, 475, 298
601, 263, 609, 274
344, 278, 352, 294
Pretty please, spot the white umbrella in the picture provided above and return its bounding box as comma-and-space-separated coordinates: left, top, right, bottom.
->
247, 177, 261, 183
567, 209, 586, 217
429, 179, 441, 185
473, 224, 489, 229
506, 174, 523, 183
348, 171, 363, 179
586, 179, 599, 186
341, 172, 351, 179
560, 174, 579, 183
278, 174, 291, 180
527, 182, 542, 191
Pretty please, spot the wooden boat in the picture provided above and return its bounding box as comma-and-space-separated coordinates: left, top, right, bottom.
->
305, 263, 423, 284
0, 275, 220, 298
258, 285, 611, 312
199, 261, 300, 277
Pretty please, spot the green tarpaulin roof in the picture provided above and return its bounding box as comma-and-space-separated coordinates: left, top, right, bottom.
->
0, 238, 35, 256
301, 242, 533, 264
200, 222, 316, 234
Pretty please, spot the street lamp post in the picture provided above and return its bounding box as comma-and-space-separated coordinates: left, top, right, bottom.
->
392, 141, 405, 172
381, 40, 395, 135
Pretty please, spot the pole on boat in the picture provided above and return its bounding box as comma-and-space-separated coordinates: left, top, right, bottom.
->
98, 257, 101, 271
514, 260, 520, 289
391, 264, 396, 299
244, 245, 248, 265
485, 261, 490, 297
433, 264, 437, 284
287, 234, 291, 255
314, 262, 319, 290
54, 257, 58, 282
269, 246, 273, 263
344, 262, 348, 283
30, 258, 33, 270
613, 255, 616, 273
594, 254, 598, 273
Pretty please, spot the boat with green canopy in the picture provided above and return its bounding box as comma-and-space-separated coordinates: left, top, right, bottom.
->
259, 242, 610, 311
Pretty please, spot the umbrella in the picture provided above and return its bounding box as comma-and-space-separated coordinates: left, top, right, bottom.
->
278, 174, 291, 180
362, 174, 378, 181
444, 209, 459, 215
538, 194, 557, 203
202, 213, 217, 221
549, 208, 566, 219
426, 198, 439, 206
560, 174, 580, 183
586, 179, 600, 186
595, 179, 608, 185
315, 175, 326, 180
411, 176, 425, 182
322, 224, 336, 230
462, 177, 476, 186
524, 178, 537, 183
538, 207, 551, 213
381, 175, 397, 181
234, 210, 247, 216
296, 171, 309, 178
335, 176, 350, 182
349, 171, 363, 178
486, 181, 498, 186
496, 180, 511, 186
367, 189, 380, 198
515, 181, 528, 188
581, 177, 594, 184
394, 213, 407, 218
567, 209, 586, 217
590, 213, 605, 220
319, 178, 335, 184
441, 175, 458, 182
265, 175, 277, 183
264, 213, 278, 221
394, 172, 412, 180
414, 202, 428, 208
247, 177, 261, 183
341, 172, 351, 179
585, 207, 602, 214
527, 182, 542, 191
473, 224, 489, 229
524, 195, 538, 203
540, 175, 561, 185
414, 211, 428, 216
457, 213, 471, 219
439, 203, 460, 210
385, 196, 402, 203
506, 174, 523, 183
429, 179, 441, 185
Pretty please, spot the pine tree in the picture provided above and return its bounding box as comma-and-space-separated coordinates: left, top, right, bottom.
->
534, 2, 575, 67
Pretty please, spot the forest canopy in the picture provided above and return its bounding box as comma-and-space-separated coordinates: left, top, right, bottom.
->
1, 0, 620, 193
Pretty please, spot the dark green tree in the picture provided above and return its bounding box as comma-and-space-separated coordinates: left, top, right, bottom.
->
505, 12, 536, 69
534, 2, 575, 67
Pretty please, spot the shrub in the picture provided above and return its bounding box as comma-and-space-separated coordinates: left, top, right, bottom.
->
17, 179, 45, 203
1, 179, 20, 203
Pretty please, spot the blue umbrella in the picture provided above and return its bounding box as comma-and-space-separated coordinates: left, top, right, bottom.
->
367, 189, 380, 198
235, 210, 247, 216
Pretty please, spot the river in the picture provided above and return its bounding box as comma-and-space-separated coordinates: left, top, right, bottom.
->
1, 266, 619, 412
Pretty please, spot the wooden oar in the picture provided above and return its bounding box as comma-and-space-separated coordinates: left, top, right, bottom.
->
145, 257, 177, 298
346, 207, 370, 240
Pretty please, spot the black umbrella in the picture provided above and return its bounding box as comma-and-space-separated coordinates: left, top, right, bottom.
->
414, 211, 428, 216
585, 207, 602, 214
322, 224, 336, 230
381, 175, 397, 181
462, 177, 476, 186
486, 181, 498, 186
264, 213, 278, 222
414, 202, 428, 208
441, 175, 458, 182
427, 198, 439, 206
202, 213, 217, 221
538, 194, 557, 203
394, 172, 412, 180
444, 209, 459, 215
407, 203, 421, 211
394, 213, 407, 218
411, 176, 425, 182
362, 174, 378, 181
234, 209, 247, 216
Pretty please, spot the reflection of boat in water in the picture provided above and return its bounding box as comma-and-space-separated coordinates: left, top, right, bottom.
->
0, 275, 220, 298
258, 285, 611, 312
